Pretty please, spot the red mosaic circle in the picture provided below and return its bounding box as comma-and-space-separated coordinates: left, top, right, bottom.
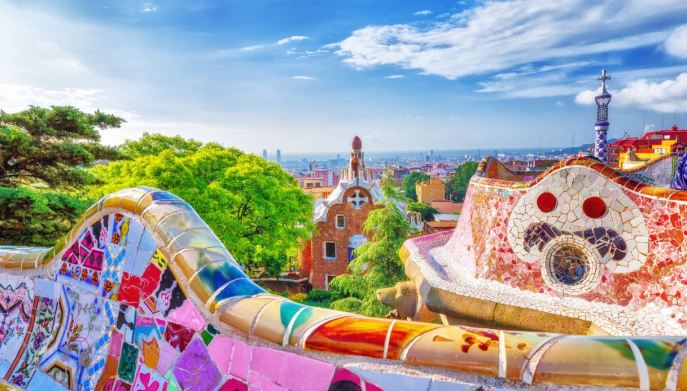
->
582, 196, 607, 218
536, 192, 557, 213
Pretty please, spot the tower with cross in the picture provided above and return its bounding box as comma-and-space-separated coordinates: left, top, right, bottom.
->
594, 69, 612, 162
299, 136, 393, 289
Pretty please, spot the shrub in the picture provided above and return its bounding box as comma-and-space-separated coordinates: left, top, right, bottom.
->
328, 274, 365, 301
330, 297, 363, 313
288, 292, 308, 303
307, 289, 331, 302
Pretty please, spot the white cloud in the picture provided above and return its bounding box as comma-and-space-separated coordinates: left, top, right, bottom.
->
575, 73, 687, 112
276, 35, 309, 45
238, 36, 308, 52
414, 10, 432, 16
0, 83, 138, 125
665, 25, 687, 59
575, 90, 596, 105
337, 0, 687, 80
0, 84, 104, 112
239, 45, 264, 51
574, 89, 598, 105
141, 2, 158, 13
383, 75, 405, 79
292, 75, 318, 81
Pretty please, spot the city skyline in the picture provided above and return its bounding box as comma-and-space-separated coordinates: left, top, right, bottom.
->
1, 0, 687, 153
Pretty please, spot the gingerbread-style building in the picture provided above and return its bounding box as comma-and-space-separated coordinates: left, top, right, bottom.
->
299, 137, 384, 289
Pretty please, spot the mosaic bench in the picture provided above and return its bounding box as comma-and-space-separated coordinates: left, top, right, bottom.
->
0, 186, 686, 390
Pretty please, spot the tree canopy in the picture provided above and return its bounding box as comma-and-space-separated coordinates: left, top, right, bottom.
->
401, 171, 430, 201
0, 106, 123, 189
445, 161, 478, 202
121, 132, 205, 158
0, 188, 89, 246
0, 106, 123, 246
408, 201, 438, 222
85, 138, 313, 277
329, 174, 413, 317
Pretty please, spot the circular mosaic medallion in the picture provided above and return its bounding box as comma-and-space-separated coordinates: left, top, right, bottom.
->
541, 237, 601, 295
549, 245, 588, 285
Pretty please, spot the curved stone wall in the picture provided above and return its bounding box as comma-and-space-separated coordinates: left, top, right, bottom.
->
405, 157, 687, 336
1, 187, 686, 390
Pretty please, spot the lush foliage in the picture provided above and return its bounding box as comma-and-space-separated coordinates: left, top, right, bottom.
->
85, 137, 313, 277
330, 297, 363, 313
0, 187, 90, 246
287, 292, 308, 303
401, 171, 430, 201
446, 161, 479, 202
329, 176, 413, 317
0, 106, 123, 189
0, 106, 123, 246
306, 289, 331, 302
408, 201, 438, 221
121, 132, 205, 158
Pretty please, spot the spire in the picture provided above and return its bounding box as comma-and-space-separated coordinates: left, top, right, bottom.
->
594, 69, 612, 163
352, 136, 362, 151
343, 136, 366, 181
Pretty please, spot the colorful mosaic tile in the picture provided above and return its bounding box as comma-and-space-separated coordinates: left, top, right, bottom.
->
1, 184, 686, 390
173, 337, 221, 391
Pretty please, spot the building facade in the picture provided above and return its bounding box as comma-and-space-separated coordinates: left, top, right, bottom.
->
416, 177, 446, 204
299, 137, 384, 289
609, 125, 687, 169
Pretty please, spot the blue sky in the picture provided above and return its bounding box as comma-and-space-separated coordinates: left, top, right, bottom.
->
1, 0, 687, 154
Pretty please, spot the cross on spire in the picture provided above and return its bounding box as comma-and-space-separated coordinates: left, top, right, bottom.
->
598, 69, 611, 94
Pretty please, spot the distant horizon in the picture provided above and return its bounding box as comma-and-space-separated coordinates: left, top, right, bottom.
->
272, 145, 585, 162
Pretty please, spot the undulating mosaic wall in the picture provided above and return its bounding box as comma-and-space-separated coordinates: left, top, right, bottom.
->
0, 192, 390, 391
621, 155, 678, 187
2, 186, 687, 390
426, 157, 687, 335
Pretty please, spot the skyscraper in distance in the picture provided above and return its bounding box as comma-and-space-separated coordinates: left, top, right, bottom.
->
276, 149, 282, 163
262, 149, 268, 160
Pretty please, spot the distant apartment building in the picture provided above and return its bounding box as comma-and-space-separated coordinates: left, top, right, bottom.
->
416, 178, 445, 204
302, 186, 334, 200
392, 167, 410, 179
504, 160, 527, 172
311, 168, 340, 187
608, 125, 687, 169
431, 200, 462, 215
302, 177, 325, 189
367, 167, 386, 181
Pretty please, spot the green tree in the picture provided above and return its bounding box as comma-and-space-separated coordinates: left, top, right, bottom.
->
85, 139, 313, 277
408, 201, 438, 222
446, 161, 478, 202
401, 171, 430, 201
0, 106, 123, 189
0, 188, 89, 246
0, 106, 123, 246
329, 175, 413, 317
121, 132, 204, 158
